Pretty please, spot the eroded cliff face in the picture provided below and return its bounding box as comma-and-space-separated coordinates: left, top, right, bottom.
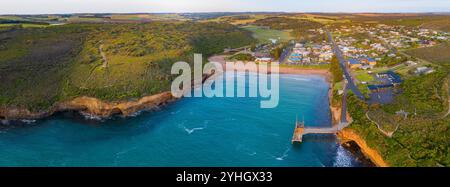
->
338, 128, 389, 167
327, 82, 386, 167
0, 107, 50, 120
0, 73, 215, 121
0, 92, 177, 120
328, 88, 342, 126
330, 104, 342, 126
61, 92, 177, 117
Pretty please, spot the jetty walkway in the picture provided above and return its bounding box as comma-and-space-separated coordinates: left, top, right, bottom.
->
292, 119, 350, 143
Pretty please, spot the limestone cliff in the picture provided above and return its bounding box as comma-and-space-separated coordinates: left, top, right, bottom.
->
338, 128, 389, 167
0, 92, 177, 120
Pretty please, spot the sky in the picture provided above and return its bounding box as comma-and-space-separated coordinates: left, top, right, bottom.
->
1, 0, 450, 15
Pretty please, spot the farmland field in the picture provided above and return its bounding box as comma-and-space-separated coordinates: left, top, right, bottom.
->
404, 43, 450, 68
344, 14, 450, 32
241, 25, 293, 44
0, 23, 50, 28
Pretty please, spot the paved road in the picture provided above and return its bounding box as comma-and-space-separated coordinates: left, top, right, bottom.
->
326, 30, 365, 101
279, 44, 293, 63
326, 30, 366, 123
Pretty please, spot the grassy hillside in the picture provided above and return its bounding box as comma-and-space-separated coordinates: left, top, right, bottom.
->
241, 25, 293, 44
347, 67, 449, 166
348, 91, 449, 167
252, 17, 325, 42
382, 71, 448, 117
404, 43, 450, 69
204, 14, 268, 25
0, 22, 256, 111
344, 14, 450, 32
0, 25, 88, 110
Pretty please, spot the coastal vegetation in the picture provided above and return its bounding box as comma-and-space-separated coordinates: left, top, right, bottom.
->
404, 43, 450, 69
377, 53, 408, 67
327, 55, 344, 119
205, 14, 268, 25
382, 70, 448, 117
0, 22, 256, 112
279, 64, 330, 70
0, 12, 449, 167
353, 70, 375, 83
329, 55, 343, 83
371, 15, 450, 32
241, 25, 293, 44
252, 17, 325, 42
227, 53, 255, 61
347, 64, 449, 166
320, 14, 450, 166
347, 91, 449, 166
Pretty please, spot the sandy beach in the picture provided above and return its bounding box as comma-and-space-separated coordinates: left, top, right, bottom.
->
277, 67, 331, 81
208, 55, 331, 82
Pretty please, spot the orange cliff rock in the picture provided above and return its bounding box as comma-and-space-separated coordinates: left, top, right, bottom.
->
338, 128, 389, 167
0, 92, 177, 120
328, 87, 343, 126
0, 73, 214, 120
61, 91, 177, 117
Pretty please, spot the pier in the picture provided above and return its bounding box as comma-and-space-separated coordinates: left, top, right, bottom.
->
292, 117, 350, 143
291, 119, 305, 143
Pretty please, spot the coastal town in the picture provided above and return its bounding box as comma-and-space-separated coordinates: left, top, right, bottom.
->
0, 9, 449, 168
224, 22, 449, 105
201, 14, 449, 167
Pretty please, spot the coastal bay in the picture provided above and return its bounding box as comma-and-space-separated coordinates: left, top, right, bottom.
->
0, 73, 370, 166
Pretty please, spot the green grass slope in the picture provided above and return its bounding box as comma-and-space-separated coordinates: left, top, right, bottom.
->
0, 22, 256, 111
347, 69, 449, 166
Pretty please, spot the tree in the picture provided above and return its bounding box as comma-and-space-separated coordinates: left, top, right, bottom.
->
271, 47, 282, 60
330, 55, 343, 83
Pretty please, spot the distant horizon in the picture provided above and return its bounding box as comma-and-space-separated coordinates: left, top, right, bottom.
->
1, 0, 450, 15
1, 11, 450, 16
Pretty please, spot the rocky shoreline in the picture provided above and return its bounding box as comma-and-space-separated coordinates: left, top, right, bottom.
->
0, 73, 213, 121
0, 67, 387, 167
0, 92, 178, 121
225, 64, 384, 167
0, 66, 324, 121
337, 128, 389, 167
327, 71, 383, 167
341, 140, 376, 167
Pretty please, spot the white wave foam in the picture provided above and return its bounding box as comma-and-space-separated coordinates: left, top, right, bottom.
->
183, 126, 205, 134
333, 145, 353, 167
282, 77, 310, 82
276, 147, 291, 161
80, 112, 104, 121
178, 120, 206, 135
1, 120, 10, 125
128, 110, 143, 117
236, 144, 257, 157
20, 119, 36, 124
116, 146, 137, 156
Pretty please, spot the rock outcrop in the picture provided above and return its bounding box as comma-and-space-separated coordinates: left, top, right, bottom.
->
338, 128, 389, 167
0, 92, 177, 120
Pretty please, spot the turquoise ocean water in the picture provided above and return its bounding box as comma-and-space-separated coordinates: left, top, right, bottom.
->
0, 73, 367, 166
